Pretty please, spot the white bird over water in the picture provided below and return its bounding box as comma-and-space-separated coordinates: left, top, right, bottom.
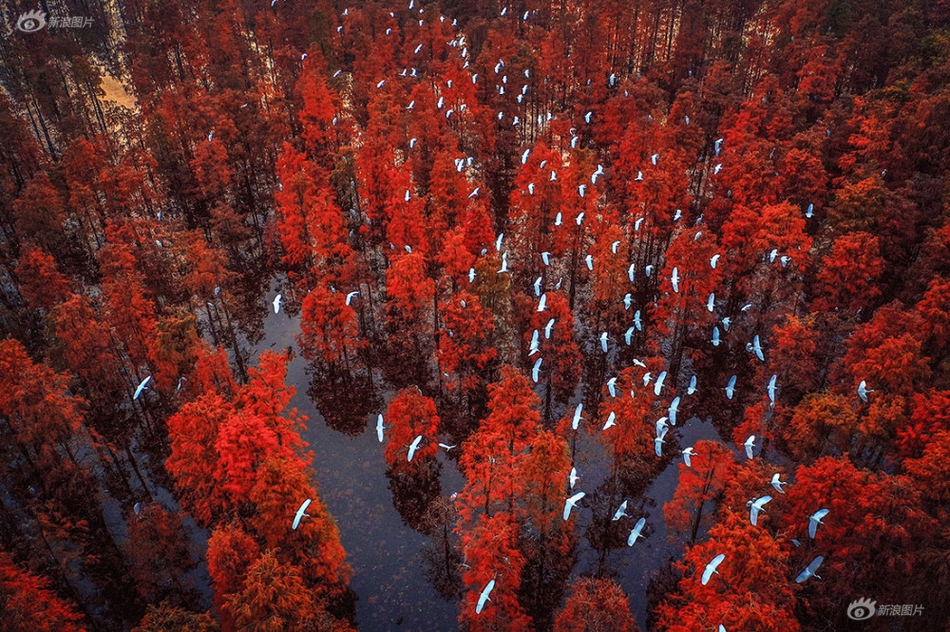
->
628, 517, 647, 546
682, 446, 697, 468
563, 491, 586, 520
292, 498, 312, 530
653, 371, 667, 396
376, 414, 385, 443
133, 375, 152, 400
569, 467, 579, 488
273, 293, 282, 313
600, 332, 609, 353
612, 500, 629, 521
572, 403, 583, 430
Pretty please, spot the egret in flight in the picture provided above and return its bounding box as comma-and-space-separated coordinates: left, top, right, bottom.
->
795, 556, 824, 583
808, 508, 829, 539
376, 414, 385, 443
725, 375, 737, 400
407, 435, 423, 462
273, 293, 282, 314
628, 517, 647, 545
133, 375, 152, 400
292, 498, 312, 530
770, 473, 787, 494
744, 435, 757, 460
701, 553, 726, 585
748, 495, 772, 526
857, 380, 874, 402
476, 579, 495, 614
612, 500, 629, 521
569, 467, 578, 489
345, 291, 359, 306
563, 491, 585, 520
682, 446, 696, 468
572, 403, 583, 430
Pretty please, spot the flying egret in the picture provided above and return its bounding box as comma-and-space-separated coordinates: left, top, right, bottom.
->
438, 443, 457, 451
292, 498, 312, 530
563, 491, 585, 520
521, 148, 530, 164
176, 376, 188, 391
628, 263, 636, 282
572, 403, 583, 430
544, 318, 555, 339
528, 183, 536, 195
808, 508, 829, 538
603, 411, 616, 430
624, 326, 635, 346
655, 417, 669, 439
671, 267, 680, 293
531, 357, 543, 383
687, 375, 698, 395
714, 138, 723, 156
600, 332, 609, 353
669, 396, 680, 425
469, 187, 480, 199
770, 473, 787, 494
710, 254, 720, 268
748, 495, 772, 526
537, 293, 547, 312
642, 372, 653, 386
554, 212, 562, 226
134, 502, 142, 516
376, 414, 385, 442
748, 335, 765, 362
541, 251, 550, 266
707, 293, 715, 312
569, 467, 578, 488
476, 579, 495, 614
725, 375, 737, 399
795, 556, 824, 583
654, 435, 665, 457
578, 184, 586, 198
711, 326, 721, 347
682, 446, 696, 468
653, 371, 667, 396
628, 517, 647, 545
633, 310, 643, 331
651, 153, 660, 165
767, 374, 778, 405
273, 293, 282, 314
744, 435, 756, 460
133, 375, 152, 400
584, 111, 592, 124
345, 291, 359, 306
407, 435, 423, 462
469, 268, 476, 283
498, 252, 509, 274
529, 329, 540, 356
612, 500, 629, 521
857, 380, 874, 402
702, 553, 726, 585
722, 317, 731, 331
585, 254, 594, 271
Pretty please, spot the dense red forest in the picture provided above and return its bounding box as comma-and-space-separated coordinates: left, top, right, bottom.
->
1, 0, 949, 629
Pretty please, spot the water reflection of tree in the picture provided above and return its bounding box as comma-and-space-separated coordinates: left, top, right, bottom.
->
306, 364, 377, 436
420, 496, 464, 601
385, 459, 442, 534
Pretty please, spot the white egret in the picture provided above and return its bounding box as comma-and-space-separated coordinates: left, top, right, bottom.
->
682, 446, 696, 468
748, 495, 772, 526
133, 375, 152, 400
345, 291, 359, 306
585, 254, 594, 271
603, 411, 616, 430
795, 556, 824, 583
578, 184, 586, 198
376, 414, 385, 443
600, 332, 609, 353
671, 267, 680, 293
669, 396, 680, 425
655, 417, 669, 438
273, 293, 282, 314
541, 251, 550, 265
651, 153, 660, 165
545, 318, 555, 339
770, 473, 787, 494
653, 371, 667, 396
628, 263, 636, 282
624, 326, 635, 346
476, 579, 495, 614
563, 491, 585, 520
134, 502, 142, 516
744, 435, 756, 460
654, 435, 665, 457
642, 372, 653, 386
748, 334, 765, 362
687, 375, 698, 395
438, 443, 457, 451
537, 293, 547, 312
767, 374, 778, 405
469, 187, 480, 199
722, 317, 731, 331
714, 138, 723, 156
572, 403, 583, 430
612, 500, 629, 521
857, 380, 874, 402
710, 254, 720, 268
292, 498, 312, 530
469, 268, 476, 283
521, 148, 530, 164
711, 326, 721, 347
702, 553, 726, 585
407, 435, 423, 462
176, 376, 188, 391
529, 330, 540, 356
725, 375, 737, 399
623, 293, 632, 310
628, 517, 647, 545
808, 508, 829, 538
532, 357, 542, 383
498, 252, 509, 274
554, 212, 562, 226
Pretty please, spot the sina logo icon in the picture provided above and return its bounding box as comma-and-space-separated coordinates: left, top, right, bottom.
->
17, 10, 47, 32
847, 598, 877, 620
